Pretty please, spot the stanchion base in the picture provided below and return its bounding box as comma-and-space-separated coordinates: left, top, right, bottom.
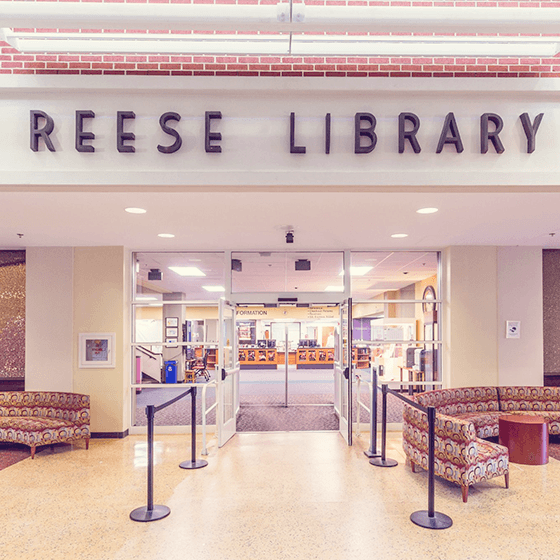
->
410, 510, 453, 530
364, 450, 381, 459
369, 457, 398, 468
130, 505, 171, 523
179, 459, 208, 470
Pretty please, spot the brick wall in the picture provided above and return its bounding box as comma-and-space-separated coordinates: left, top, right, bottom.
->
2, 0, 560, 77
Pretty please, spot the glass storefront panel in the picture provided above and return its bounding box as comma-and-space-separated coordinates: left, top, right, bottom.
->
231, 251, 344, 293
132, 386, 216, 427
351, 301, 440, 383
350, 251, 438, 301
134, 252, 225, 302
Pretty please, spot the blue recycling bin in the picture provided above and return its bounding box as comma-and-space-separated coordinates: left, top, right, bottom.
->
165, 360, 177, 384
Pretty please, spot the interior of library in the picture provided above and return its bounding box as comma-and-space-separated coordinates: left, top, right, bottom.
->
132, 250, 439, 435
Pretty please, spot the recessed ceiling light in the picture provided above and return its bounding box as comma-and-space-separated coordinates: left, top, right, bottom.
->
168, 266, 206, 277
391, 233, 409, 238
416, 207, 439, 214
158, 233, 175, 238
325, 285, 344, 292
203, 286, 226, 292
125, 207, 147, 214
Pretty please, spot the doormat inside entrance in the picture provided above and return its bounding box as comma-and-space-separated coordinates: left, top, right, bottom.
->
237, 404, 339, 432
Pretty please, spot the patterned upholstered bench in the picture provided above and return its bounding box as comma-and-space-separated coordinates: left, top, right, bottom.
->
403, 386, 560, 502
0, 392, 90, 459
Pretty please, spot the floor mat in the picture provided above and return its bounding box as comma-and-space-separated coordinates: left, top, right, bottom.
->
237, 404, 339, 432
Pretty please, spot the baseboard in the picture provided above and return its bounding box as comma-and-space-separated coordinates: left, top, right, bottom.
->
0, 378, 25, 391
91, 430, 129, 439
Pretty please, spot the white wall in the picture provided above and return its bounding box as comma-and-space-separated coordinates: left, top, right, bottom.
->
497, 247, 543, 386
25, 247, 74, 392
72, 246, 130, 434
442, 246, 499, 388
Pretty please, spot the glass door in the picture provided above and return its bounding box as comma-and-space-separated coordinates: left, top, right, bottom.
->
217, 298, 239, 447
334, 299, 352, 445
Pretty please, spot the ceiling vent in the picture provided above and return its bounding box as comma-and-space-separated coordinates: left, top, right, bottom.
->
295, 259, 311, 271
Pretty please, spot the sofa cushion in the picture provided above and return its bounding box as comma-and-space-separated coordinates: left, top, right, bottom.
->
415, 387, 500, 415
0, 416, 88, 446
498, 386, 560, 412
0, 392, 90, 423
453, 412, 504, 438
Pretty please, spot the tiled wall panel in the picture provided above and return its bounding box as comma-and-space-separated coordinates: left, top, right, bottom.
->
0, 251, 25, 379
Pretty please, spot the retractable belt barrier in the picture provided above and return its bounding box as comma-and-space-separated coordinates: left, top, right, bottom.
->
369, 383, 453, 530
130, 387, 208, 523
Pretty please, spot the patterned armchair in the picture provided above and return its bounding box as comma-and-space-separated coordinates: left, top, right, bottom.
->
0, 392, 90, 458
402, 403, 509, 503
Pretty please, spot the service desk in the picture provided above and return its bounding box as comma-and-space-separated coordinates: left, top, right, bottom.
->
296, 348, 335, 369
239, 347, 278, 369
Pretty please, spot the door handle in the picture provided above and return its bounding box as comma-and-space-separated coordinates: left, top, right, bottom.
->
343, 367, 349, 380
221, 368, 227, 381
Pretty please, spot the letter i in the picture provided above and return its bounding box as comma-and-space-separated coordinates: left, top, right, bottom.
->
325, 113, 331, 154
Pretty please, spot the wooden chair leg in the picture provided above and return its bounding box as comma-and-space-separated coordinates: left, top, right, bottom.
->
411, 460, 417, 473
85, 438, 90, 450
461, 485, 469, 503
30, 445, 36, 460
504, 472, 509, 489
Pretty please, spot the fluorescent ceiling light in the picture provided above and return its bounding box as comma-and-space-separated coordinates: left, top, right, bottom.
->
169, 266, 206, 277
158, 233, 175, 238
340, 266, 373, 277
325, 285, 344, 292
3, 31, 558, 56
125, 207, 147, 214
391, 233, 409, 238
136, 296, 158, 301
203, 286, 225, 292
416, 207, 439, 214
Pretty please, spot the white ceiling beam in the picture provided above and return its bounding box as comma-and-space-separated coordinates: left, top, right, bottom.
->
0, 3, 285, 32
1, 2, 560, 34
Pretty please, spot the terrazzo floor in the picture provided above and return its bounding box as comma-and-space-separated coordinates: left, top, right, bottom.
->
1, 431, 557, 560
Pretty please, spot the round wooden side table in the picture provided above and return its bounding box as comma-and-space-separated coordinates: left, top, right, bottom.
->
498, 414, 549, 465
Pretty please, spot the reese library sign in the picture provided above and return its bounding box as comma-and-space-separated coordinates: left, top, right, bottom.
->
2, 81, 559, 187
30, 109, 544, 155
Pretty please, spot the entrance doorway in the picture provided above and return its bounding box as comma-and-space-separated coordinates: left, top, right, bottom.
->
236, 316, 340, 432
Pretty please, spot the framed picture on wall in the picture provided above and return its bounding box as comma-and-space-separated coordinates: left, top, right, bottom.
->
165, 317, 179, 328
79, 333, 116, 368
166, 327, 178, 337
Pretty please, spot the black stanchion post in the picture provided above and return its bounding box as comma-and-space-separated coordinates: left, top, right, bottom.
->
410, 406, 453, 530
364, 367, 380, 459
369, 383, 398, 468
180, 387, 209, 470
428, 405, 436, 517
130, 405, 171, 522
